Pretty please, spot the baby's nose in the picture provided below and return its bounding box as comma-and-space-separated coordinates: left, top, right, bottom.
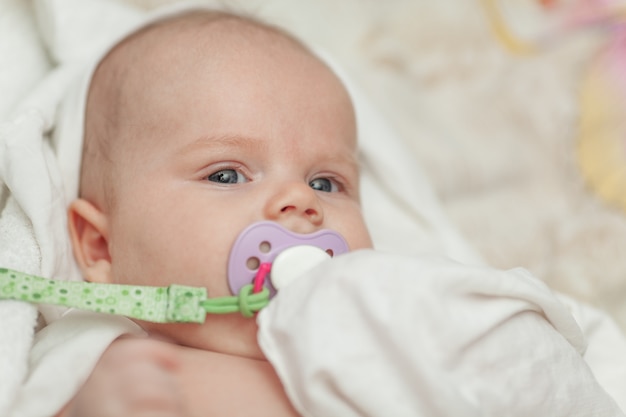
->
263, 182, 323, 227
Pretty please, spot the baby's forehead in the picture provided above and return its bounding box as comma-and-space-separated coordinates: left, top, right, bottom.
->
88, 13, 304, 125
91, 11, 345, 114
105, 12, 307, 72
85, 10, 355, 154
89, 11, 317, 114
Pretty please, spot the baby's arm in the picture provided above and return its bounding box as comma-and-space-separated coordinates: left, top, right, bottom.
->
55, 337, 299, 417
55, 337, 186, 417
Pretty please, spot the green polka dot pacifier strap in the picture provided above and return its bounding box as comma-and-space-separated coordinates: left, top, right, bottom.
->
0, 268, 269, 323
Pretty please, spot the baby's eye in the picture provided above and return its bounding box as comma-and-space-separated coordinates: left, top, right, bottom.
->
309, 177, 339, 193
207, 169, 247, 184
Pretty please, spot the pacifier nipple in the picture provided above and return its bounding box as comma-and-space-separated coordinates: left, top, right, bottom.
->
227, 222, 348, 298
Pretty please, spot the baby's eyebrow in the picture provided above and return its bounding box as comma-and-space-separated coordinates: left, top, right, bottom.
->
318, 151, 361, 197
177, 133, 360, 176
323, 152, 359, 173
177, 133, 269, 155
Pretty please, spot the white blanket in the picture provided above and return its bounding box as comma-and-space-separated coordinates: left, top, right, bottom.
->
2, 0, 626, 416
259, 251, 625, 417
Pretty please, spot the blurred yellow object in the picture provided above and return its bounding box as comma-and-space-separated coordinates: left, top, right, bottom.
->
578, 42, 626, 211
483, 0, 626, 211
481, 0, 539, 54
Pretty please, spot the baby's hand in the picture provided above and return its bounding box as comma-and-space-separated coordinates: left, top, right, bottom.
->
57, 337, 186, 417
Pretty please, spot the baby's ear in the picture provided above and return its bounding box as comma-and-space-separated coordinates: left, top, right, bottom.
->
68, 199, 112, 284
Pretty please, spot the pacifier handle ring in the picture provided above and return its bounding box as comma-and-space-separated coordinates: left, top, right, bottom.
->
0, 268, 269, 323
253, 263, 272, 294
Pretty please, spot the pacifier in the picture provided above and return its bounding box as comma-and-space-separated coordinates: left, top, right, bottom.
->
0, 221, 347, 323
227, 221, 349, 298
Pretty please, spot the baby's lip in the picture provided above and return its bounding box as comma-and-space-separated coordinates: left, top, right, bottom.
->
227, 221, 348, 298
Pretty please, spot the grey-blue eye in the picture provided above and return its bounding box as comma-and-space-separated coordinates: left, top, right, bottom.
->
207, 169, 246, 184
309, 178, 338, 192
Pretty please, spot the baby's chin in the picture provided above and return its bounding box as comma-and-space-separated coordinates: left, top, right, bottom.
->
136, 313, 266, 360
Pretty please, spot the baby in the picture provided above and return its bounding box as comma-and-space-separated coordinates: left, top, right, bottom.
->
58, 8, 371, 417
49, 7, 626, 417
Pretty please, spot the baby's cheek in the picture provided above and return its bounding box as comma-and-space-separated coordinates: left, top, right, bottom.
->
352, 228, 374, 250
338, 210, 372, 250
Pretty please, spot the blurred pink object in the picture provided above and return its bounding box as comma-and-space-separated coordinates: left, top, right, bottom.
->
484, 0, 626, 51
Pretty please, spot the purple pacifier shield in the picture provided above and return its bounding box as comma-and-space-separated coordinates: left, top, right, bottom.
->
227, 221, 348, 298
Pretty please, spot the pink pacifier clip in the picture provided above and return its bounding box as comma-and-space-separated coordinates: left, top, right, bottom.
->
253, 263, 272, 294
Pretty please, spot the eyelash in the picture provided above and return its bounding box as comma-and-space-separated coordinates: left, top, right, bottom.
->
205, 168, 248, 185
309, 177, 341, 193
203, 166, 345, 193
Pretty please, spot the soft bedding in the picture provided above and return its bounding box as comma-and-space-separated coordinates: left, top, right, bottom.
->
2, 0, 626, 416
259, 251, 625, 416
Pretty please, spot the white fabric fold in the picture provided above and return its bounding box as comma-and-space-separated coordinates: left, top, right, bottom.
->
258, 250, 624, 417
11, 311, 144, 417
0, 2, 149, 414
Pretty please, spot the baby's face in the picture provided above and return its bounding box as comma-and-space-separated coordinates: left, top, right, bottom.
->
88, 21, 372, 358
